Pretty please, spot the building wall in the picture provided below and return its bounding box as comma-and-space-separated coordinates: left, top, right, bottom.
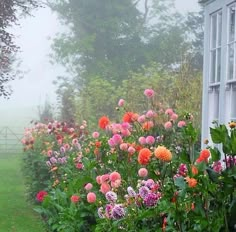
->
202, 0, 236, 146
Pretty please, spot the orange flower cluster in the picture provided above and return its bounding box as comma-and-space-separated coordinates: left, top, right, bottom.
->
154, 146, 172, 162
185, 177, 197, 188
138, 148, 152, 165
98, 116, 110, 129
196, 149, 210, 163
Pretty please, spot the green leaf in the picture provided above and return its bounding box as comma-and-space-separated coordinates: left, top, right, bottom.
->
210, 127, 223, 144
174, 177, 186, 190
209, 147, 221, 161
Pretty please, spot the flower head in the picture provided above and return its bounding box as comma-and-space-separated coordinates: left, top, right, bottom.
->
109, 171, 121, 182
144, 192, 161, 207
92, 131, 100, 138
84, 183, 93, 191
98, 116, 110, 129
123, 112, 136, 123
138, 168, 148, 177
105, 191, 118, 203
87, 192, 96, 203
144, 89, 155, 98
111, 205, 126, 219
164, 121, 172, 130
36, 191, 48, 202
71, 195, 80, 203
154, 146, 172, 162
138, 148, 152, 165
185, 177, 197, 188
118, 99, 125, 107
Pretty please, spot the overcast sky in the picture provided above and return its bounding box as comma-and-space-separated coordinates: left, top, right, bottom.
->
0, 0, 200, 126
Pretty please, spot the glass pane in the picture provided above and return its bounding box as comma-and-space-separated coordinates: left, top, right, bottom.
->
228, 44, 234, 80
211, 14, 217, 48
218, 12, 222, 46
214, 88, 219, 119
231, 86, 236, 119
229, 6, 235, 42
211, 50, 216, 83
217, 48, 221, 82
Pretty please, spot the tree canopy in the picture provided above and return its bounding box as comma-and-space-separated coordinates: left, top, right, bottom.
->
0, 0, 41, 98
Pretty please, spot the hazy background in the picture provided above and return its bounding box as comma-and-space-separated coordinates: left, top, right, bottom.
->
0, 0, 200, 128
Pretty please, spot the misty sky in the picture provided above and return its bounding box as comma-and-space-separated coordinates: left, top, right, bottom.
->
0, 0, 200, 127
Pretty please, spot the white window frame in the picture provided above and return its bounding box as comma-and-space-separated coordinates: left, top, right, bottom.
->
209, 10, 222, 85
226, 3, 236, 82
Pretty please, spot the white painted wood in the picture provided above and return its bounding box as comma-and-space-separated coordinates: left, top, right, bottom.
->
201, 0, 236, 147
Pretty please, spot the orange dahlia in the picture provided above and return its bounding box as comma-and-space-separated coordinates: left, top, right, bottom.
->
154, 146, 172, 162
185, 177, 197, 188
142, 121, 154, 131
138, 148, 152, 165
98, 116, 110, 129
200, 149, 210, 159
123, 112, 138, 123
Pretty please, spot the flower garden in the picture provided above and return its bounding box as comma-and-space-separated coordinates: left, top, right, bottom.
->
21, 89, 236, 232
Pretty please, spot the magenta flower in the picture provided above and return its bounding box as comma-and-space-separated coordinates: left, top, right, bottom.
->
144, 192, 161, 207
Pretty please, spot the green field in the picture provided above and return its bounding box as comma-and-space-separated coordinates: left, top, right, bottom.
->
0, 153, 45, 232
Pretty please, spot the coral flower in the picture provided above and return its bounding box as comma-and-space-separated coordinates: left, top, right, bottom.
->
185, 177, 197, 188
123, 112, 136, 123
109, 171, 121, 182
98, 116, 110, 129
138, 148, 152, 165
87, 192, 96, 203
71, 195, 80, 203
154, 146, 172, 162
100, 182, 111, 194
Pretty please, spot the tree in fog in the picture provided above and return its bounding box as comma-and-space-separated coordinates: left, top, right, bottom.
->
48, 0, 203, 123
0, 0, 41, 98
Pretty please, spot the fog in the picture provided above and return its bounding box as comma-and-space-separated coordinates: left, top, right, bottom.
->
0, 0, 200, 128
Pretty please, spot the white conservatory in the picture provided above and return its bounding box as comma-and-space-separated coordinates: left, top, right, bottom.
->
201, 0, 236, 144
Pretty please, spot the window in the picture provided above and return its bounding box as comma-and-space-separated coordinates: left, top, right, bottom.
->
210, 11, 222, 84
227, 4, 236, 81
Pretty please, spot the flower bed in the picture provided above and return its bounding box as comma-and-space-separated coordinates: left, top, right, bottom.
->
22, 89, 236, 231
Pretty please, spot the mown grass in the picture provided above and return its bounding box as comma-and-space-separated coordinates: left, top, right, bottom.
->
0, 153, 45, 232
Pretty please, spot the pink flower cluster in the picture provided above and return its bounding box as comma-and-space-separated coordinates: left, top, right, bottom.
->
138, 136, 155, 145
96, 171, 122, 194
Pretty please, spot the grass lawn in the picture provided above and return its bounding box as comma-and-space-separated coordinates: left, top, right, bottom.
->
0, 153, 45, 232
